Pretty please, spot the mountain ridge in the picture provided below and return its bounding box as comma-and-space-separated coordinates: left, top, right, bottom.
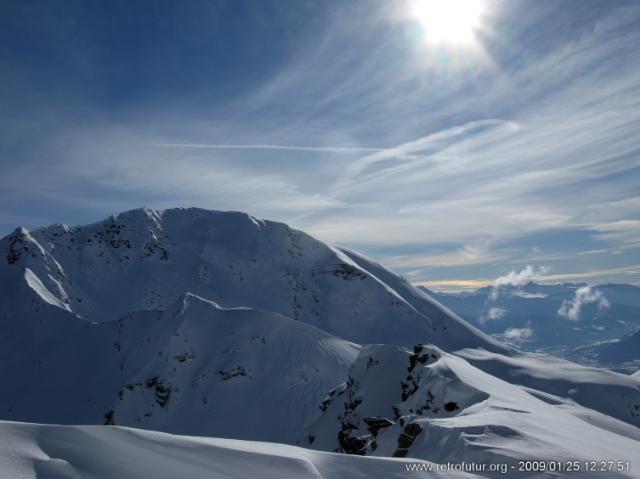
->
1, 207, 640, 473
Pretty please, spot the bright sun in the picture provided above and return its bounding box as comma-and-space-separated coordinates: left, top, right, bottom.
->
411, 0, 486, 45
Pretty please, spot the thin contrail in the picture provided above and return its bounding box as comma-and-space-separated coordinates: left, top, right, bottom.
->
148, 143, 384, 153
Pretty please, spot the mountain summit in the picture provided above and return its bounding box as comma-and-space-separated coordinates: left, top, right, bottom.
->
1, 207, 500, 350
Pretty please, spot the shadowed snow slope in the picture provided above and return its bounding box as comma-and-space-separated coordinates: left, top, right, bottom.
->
0, 421, 482, 479
0, 292, 358, 443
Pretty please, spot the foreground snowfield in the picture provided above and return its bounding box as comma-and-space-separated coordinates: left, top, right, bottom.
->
0, 421, 481, 479
2, 418, 639, 479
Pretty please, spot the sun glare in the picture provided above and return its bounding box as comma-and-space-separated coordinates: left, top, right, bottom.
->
411, 0, 486, 45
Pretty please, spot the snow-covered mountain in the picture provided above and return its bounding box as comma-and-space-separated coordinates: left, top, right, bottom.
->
2, 207, 640, 477
0, 207, 502, 443
574, 329, 640, 368
1, 207, 499, 350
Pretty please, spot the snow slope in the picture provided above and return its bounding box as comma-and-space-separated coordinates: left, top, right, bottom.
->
455, 348, 640, 427
0, 421, 481, 479
0, 292, 357, 443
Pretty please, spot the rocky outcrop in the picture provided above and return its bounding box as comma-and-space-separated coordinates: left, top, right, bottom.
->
304, 343, 489, 458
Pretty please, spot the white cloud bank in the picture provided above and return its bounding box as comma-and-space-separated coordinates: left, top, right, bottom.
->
557, 286, 610, 321
480, 307, 507, 324
503, 322, 534, 342
489, 265, 550, 300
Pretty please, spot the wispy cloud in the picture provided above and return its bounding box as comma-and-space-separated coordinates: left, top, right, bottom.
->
540, 265, 640, 283
147, 143, 384, 153
589, 221, 640, 246
417, 279, 494, 292
1, 1, 639, 288
419, 264, 640, 293
386, 244, 508, 269
342, 119, 513, 177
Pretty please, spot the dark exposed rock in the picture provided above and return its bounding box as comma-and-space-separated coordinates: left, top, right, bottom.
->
320, 386, 342, 411
345, 397, 362, 412
392, 405, 401, 420
173, 352, 195, 363
338, 431, 370, 455
109, 238, 132, 249
318, 263, 368, 281
444, 401, 459, 412
393, 422, 423, 457
6, 229, 28, 265
218, 366, 251, 381
401, 378, 420, 401
366, 357, 379, 369
320, 396, 332, 412
155, 384, 171, 407
417, 390, 435, 415
104, 409, 115, 425
408, 344, 439, 372
145, 377, 158, 388
122, 376, 172, 407
393, 448, 409, 458
363, 416, 394, 436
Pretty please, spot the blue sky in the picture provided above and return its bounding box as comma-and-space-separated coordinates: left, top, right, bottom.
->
1, 0, 639, 290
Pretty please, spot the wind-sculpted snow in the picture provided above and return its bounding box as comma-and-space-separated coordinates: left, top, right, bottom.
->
455, 348, 640, 427
0, 421, 483, 479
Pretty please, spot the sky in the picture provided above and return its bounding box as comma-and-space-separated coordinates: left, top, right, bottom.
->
1, 0, 639, 291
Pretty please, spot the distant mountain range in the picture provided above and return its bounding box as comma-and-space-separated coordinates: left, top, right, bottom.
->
1, 207, 639, 477
420, 282, 640, 372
